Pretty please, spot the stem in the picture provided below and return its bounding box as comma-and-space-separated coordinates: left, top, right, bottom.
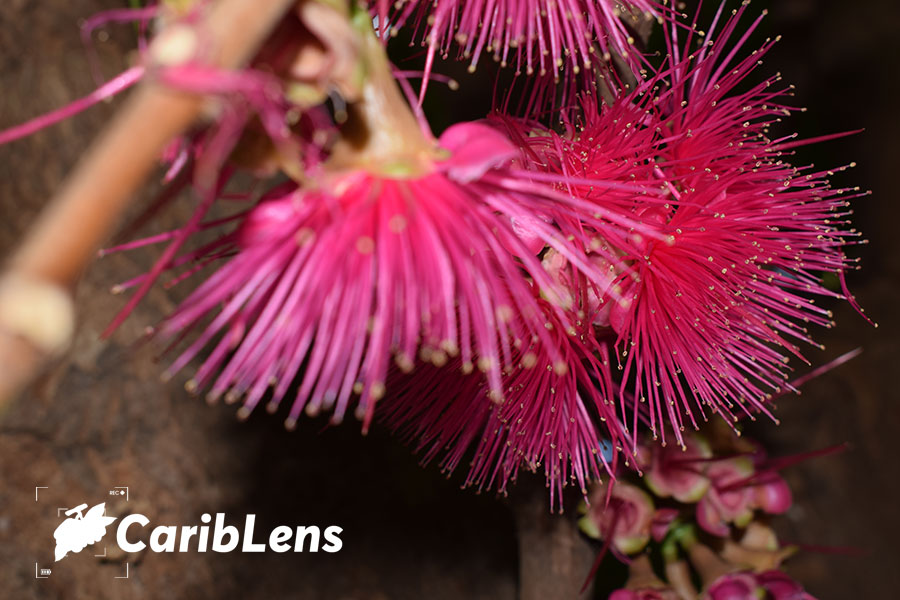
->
0, 67, 145, 146
684, 542, 732, 586
10, 0, 295, 285
511, 478, 595, 600
0, 0, 296, 405
626, 554, 665, 589
665, 560, 698, 600
325, 10, 435, 175
717, 443, 849, 493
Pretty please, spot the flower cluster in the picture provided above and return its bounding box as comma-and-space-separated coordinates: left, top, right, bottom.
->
641, 431, 793, 537
578, 425, 841, 598
511, 7, 865, 447
0, 1, 868, 596
610, 563, 817, 600
0, 0, 865, 516
379, 1, 864, 499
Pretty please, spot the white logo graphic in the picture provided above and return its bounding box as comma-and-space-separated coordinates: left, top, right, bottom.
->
42, 491, 343, 576
53, 503, 117, 562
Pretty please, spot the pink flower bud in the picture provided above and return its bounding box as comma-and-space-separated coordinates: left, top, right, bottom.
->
438, 122, 518, 183
651, 508, 680, 543
696, 458, 756, 537
703, 572, 764, 600
756, 570, 817, 600
755, 476, 793, 515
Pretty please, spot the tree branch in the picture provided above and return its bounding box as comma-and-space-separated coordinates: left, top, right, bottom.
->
0, 0, 297, 407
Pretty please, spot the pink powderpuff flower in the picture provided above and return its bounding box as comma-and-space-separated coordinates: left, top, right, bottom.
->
378, 0, 667, 80
613, 4, 867, 442
120, 121, 651, 434
378, 104, 672, 500
517, 3, 866, 447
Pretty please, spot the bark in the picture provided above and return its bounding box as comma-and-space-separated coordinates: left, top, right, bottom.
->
511, 477, 596, 600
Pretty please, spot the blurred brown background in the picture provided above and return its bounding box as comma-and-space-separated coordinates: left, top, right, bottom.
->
0, 1, 897, 598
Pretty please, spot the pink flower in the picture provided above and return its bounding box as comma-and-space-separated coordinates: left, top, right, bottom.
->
614, 5, 865, 441
377, 124, 667, 498
691, 437, 845, 538
377, 0, 667, 78
516, 4, 865, 447
694, 455, 791, 537
117, 122, 641, 441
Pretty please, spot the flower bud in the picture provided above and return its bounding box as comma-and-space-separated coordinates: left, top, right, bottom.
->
696, 458, 756, 536
580, 481, 655, 555
755, 476, 793, 515
703, 572, 765, 600
645, 433, 713, 504
756, 570, 817, 600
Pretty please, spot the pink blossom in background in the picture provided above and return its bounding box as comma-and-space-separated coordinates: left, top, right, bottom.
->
703, 571, 762, 600
376, 0, 667, 78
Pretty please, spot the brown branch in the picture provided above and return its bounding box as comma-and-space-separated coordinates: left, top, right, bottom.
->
0, 0, 297, 407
